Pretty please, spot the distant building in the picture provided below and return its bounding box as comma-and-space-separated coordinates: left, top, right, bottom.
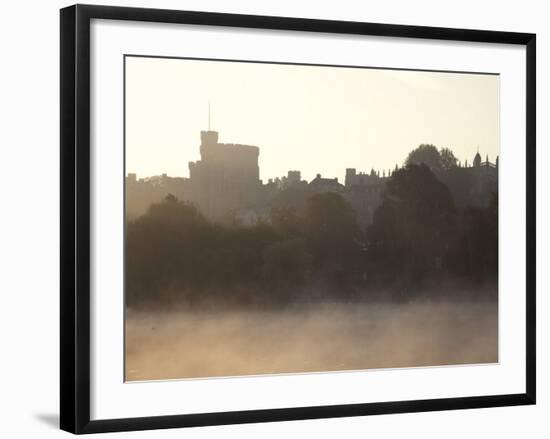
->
125, 172, 189, 220
287, 170, 301, 185
308, 174, 344, 193
343, 168, 388, 227
125, 129, 498, 227
438, 153, 498, 209
187, 130, 261, 218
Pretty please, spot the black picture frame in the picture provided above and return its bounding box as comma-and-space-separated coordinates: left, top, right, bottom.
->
60, 4, 536, 434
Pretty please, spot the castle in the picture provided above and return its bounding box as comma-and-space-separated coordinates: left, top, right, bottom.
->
126, 130, 498, 227
187, 130, 262, 218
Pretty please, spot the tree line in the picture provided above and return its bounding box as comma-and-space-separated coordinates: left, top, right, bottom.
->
126, 159, 497, 309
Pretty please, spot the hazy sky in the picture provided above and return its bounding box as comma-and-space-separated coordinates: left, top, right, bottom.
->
125, 56, 499, 183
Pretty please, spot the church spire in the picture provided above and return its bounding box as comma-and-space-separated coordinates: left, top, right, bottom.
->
473, 147, 482, 168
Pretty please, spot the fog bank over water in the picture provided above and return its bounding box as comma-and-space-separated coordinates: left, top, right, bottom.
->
125, 300, 497, 381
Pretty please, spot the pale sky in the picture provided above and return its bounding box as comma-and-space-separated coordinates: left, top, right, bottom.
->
125, 56, 499, 183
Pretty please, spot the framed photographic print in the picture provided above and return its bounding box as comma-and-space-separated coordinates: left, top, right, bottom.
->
60, 4, 536, 434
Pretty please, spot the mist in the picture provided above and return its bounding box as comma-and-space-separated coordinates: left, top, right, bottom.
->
124, 144, 499, 381
125, 297, 497, 381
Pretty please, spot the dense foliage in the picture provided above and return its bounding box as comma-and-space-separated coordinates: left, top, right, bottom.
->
126, 165, 497, 308
405, 144, 459, 172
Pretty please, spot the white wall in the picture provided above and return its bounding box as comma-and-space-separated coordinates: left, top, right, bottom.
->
0, 0, 546, 437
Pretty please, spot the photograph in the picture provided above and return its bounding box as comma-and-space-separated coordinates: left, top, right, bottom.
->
124, 56, 500, 381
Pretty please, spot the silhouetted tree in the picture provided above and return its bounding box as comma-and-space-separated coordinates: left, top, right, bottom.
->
405, 144, 442, 172
366, 164, 455, 284
447, 192, 498, 282
126, 194, 215, 305
269, 206, 302, 237
126, 158, 497, 308
405, 144, 458, 174
440, 147, 458, 171
303, 193, 362, 287
262, 238, 312, 292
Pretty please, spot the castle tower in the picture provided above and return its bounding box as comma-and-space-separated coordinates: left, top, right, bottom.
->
200, 130, 218, 147
345, 168, 356, 187
189, 129, 261, 218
